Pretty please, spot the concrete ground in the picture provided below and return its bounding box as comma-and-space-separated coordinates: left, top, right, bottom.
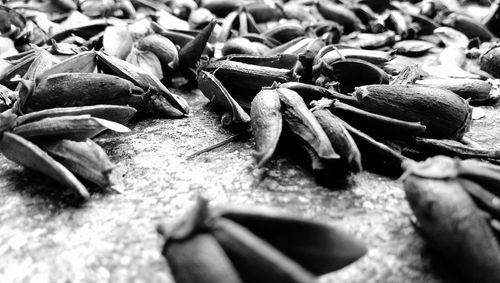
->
0, 87, 499, 283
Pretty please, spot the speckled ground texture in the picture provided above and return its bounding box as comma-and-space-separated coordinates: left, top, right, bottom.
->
0, 87, 499, 283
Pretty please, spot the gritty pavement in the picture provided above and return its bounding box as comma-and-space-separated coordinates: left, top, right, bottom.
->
0, 88, 498, 283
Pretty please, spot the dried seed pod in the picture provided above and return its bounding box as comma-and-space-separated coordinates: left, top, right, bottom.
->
316, 0, 363, 33
102, 25, 133, 60
312, 108, 362, 172
278, 87, 339, 160
39, 139, 122, 193
393, 40, 435, 57
245, 1, 284, 23
354, 85, 472, 139
198, 71, 250, 125
0, 85, 16, 112
339, 31, 395, 49
320, 48, 395, 66
339, 117, 408, 175
282, 2, 317, 23
36, 50, 97, 84
126, 47, 163, 80
223, 54, 298, 70
212, 218, 315, 283
415, 78, 496, 104
483, 0, 500, 37
163, 233, 243, 283
0, 109, 18, 132
319, 59, 390, 93
216, 205, 367, 275
12, 115, 130, 141
16, 105, 136, 126
279, 82, 358, 106
221, 38, 262, 56
250, 88, 282, 167
442, 13, 494, 42
136, 34, 179, 75
263, 22, 306, 45
203, 60, 298, 108
17, 50, 55, 85
96, 51, 190, 116
0, 52, 38, 89
0, 132, 89, 200
179, 20, 216, 83
201, 0, 244, 18
480, 46, 500, 79
24, 73, 144, 113
402, 156, 500, 283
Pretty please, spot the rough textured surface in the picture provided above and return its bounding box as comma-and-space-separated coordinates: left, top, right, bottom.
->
0, 88, 498, 283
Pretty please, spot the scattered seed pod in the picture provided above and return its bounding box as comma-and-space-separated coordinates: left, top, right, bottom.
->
354, 85, 472, 139
158, 198, 367, 283
480, 45, 500, 79
393, 40, 435, 57
250, 88, 282, 167
402, 156, 500, 283
136, 33, 179, 76
198, 70, 250, 126
0, 132, 90, 201
126, 47, 164, 80
102, 25, 133, 60
415, 78, 497, 104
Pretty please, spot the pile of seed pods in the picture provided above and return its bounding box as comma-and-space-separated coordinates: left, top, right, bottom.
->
1, 0, 500, 281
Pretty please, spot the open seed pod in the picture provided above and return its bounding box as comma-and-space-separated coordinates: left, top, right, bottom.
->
401, 156, 500, 283
158, 197, 367, 283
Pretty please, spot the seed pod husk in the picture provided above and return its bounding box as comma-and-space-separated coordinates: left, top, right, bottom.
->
222, 54, 298, 70
483, 0, 500, 37
16, 105, 136, 126
339, 118, 408, 176
320, 48, 395, 66
126, 47, 163, 80
201, 0, 244, 18
96, 51, 190, 116
266, 36, 307, 56
198, 71, 250, 125
0, 132, 89, 200
136, 33, 179, 75
203, 60, 298, 108
480, 46, 500, 79
215, 205, 367, 275
316, 0, 363, 33
150, 22, 194, 47
0, 85, 16, 112
393, 40, 435, 57
279, 82, 359, 106
408, 137, 500, 163
16, 50, 55, 86
402, 157, 500, 283
442, 13, 494, 42
340, 31, 395, 49
415, 78, 496, 104
102, 25, 133, 60
179, 20, 216, 83
24, 73, 143, 113
245, 1, 284, 23
250, 88, 282, 167
35, 50, 97, 84
263, 22, 306, 45
12, 115, 130, 141
163, 233, 243, 283
354, 84, 472, 139
278, 88, 339, 160
158, 197, 243, 283
212, 218, 315, 283
0, 109, 18, 132
221, 38, 263, 56
320, 59, 390, 93
282, 2, 317, 23
0, 52, 37, 89
312, 98, 426, 137
312, 108, 361, 172
39, 139, 122, 193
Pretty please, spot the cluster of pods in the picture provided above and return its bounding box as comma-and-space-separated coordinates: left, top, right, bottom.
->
1, 0, 500, 281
